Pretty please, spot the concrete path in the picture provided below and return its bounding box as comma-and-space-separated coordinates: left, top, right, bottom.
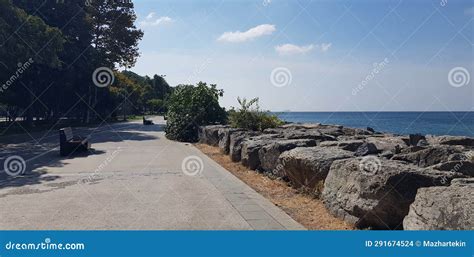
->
0, 117, 304, 230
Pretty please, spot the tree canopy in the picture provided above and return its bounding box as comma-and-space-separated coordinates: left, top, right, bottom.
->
0, 0, 171, 128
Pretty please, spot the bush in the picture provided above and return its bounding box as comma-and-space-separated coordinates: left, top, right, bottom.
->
165, 82, 227, 142
228, 97, 283, 131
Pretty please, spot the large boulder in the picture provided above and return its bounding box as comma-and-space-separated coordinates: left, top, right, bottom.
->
432, 161, 474, 177
367, 136, 408, 154
264, 127, 336, 142
320, 140, 365, 152
391, 146, 464, 168
240, 135, 282, 169
198, 125, 228, 146
409, 134, 426, 146
229, 131, 260, 162
258, 139, 317, 174
342, 127, 374, 136
322, 158, 464, 229
218, 128, 244, 154
426, 135, 474, 147
278, 147, 353, 191
403, 178, 474, 230
354, 143, 378, 156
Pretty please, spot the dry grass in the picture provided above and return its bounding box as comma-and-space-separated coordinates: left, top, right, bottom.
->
195, 143, 353, 230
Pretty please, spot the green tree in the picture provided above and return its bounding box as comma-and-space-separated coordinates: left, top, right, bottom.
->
165, 82, 227, 142
0, 0, 64, 126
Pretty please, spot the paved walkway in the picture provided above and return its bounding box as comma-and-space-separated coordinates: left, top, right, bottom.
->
0, 117, 304, 230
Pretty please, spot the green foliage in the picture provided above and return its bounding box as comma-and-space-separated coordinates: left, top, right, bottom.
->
146, 99, 165, 114
2, 0, 146, 125
165, 82, 227, 142
228, 97, 283, 131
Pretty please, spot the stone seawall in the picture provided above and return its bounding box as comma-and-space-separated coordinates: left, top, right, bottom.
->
198, 124, 473, 230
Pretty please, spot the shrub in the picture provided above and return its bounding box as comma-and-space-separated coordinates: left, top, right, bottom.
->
165, 82, 227, 142
228, 97, 283, 131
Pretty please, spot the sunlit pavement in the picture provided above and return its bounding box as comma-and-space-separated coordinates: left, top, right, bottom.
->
0, 117, 303, 230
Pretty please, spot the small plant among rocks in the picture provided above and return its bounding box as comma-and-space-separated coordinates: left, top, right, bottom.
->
228, 97, 284, 131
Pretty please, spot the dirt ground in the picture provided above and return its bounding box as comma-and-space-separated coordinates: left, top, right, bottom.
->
195, 144, 353, 230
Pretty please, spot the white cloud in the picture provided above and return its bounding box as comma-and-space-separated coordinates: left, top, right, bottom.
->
275, 43, 332, 55
139, 15, 173, 27
275, 44, 315, 55
217, 24, 276, 43
145, 12, 155, 20
320, 43, 332, 52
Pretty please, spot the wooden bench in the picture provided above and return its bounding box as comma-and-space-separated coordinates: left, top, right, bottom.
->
143, 117, 154, 125
59, 127, 90, 156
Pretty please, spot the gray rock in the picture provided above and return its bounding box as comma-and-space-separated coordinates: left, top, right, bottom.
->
258, 139, 317, 174
322, 158, 464, 229
278, 147, 353, 191
342, 127, 373, 136
427, 135, 474, 147
367, 136, 408, 153
229, 131, 260, 162
409, 134, 426, 146
264, 127, 336, 142
218, 128, 244, 154
198, 125, 228, 146
417, 139, 429, 147
392, 146, 464, 168
432, 161, 474, 177
380, 151, 394, 159
400, 146, 426, 154
403, 178, 474, 230
320, 140, 365, 152
241, 134, 282, 169
354, 143, 378, 156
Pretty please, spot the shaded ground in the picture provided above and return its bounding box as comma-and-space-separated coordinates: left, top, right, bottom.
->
195, 143, 353, 230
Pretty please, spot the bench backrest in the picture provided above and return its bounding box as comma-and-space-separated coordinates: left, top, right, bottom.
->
59, 127, 73, 143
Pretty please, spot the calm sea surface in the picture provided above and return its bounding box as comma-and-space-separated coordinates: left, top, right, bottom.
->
274, 112, 474, 137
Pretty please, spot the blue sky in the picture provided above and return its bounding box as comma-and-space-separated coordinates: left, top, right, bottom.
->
131, 0, 474, 111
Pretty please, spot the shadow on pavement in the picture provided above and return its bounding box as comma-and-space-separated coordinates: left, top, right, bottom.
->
0, 121, 165, 189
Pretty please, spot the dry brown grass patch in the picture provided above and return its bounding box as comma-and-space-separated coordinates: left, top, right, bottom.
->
195, 143, 353, 230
